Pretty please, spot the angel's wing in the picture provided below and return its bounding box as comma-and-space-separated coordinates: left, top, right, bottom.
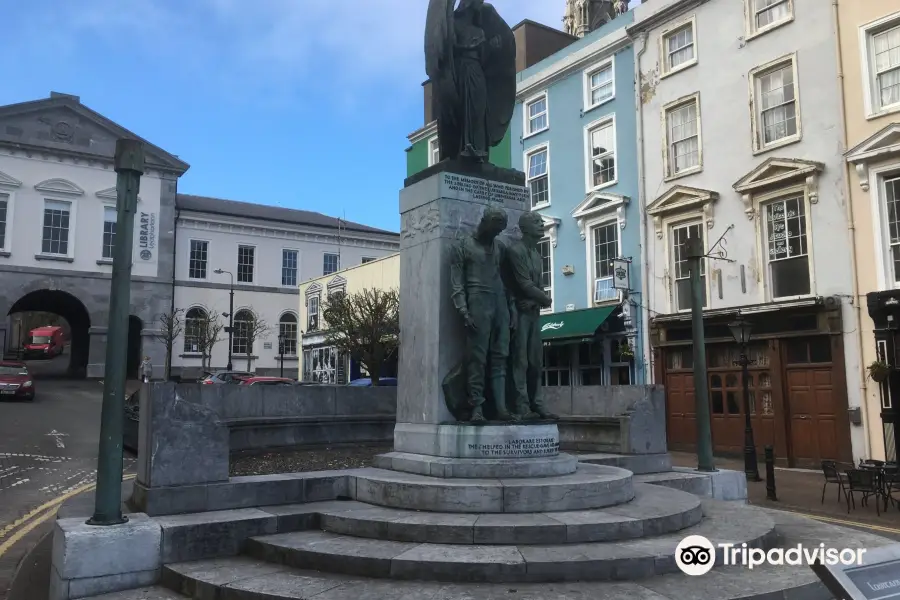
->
424, 0, 455, 83
480, 3, 516, 146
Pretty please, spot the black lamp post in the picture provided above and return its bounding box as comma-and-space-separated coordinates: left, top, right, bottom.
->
729, 317, 762, 482
278, 332, 285, 378
214, 268, 234, 371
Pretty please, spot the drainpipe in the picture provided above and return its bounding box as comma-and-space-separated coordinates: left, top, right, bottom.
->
170, 194, 179, 383
832, 0, 872, 460
634, 31, 652, 383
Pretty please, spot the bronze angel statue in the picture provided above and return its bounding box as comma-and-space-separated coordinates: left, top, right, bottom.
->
425, 0, 516, 164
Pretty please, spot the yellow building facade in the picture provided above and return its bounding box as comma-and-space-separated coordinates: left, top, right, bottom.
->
840, 0, 900, 461
297, 254, 399, 383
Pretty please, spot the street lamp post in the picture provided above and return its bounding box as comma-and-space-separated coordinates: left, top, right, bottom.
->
278, 332, 285, 378
729, 317, 762, 482
214, 269, 234, 371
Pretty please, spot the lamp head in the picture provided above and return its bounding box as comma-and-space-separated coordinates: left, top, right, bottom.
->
214, 268, 224, 274
728, 318, 753, 346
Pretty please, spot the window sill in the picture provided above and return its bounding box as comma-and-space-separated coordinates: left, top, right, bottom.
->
233, 355, 260, 360
179, 353, 204, 359
583, 96, 615, 115
97, 258, 114, 265
586, 180, 619, 194
277, 355, 300, 362
35, 254, 74, 263
660, 60, 697, 80
866, 104, 900, 121
753, 134, 801, 156
664, 165, 703, 183
0, 251, 9, 258
770, 293, 814, 304
744, 17, 793, 42
523, 127, 549, 141
531, 201, 551, 211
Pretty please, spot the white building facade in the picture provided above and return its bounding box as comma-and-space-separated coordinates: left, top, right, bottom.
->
173, 196, 398, 377
629, 0, 862, 467
0, 92, 399, 378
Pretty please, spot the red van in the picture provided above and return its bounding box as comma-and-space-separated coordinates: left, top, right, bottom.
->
23, 326, 65, 359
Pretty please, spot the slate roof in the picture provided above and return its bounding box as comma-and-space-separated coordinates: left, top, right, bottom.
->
175, 194, 398, 237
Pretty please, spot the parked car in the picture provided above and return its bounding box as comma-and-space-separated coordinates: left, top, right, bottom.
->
201, 370, 251, 385
23, 326, 65, 359
239, 377, 295, 386
348, 377, 398, 387
0, 361, 35, 401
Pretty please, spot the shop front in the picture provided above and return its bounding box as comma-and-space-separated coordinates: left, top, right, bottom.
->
539, 305, 637, 387
865, 290, 900, 462
652, 299, 853, 468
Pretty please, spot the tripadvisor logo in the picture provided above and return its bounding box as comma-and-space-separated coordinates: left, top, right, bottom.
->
675, 535, 866, 576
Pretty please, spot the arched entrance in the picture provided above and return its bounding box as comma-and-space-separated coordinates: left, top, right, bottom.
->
8, 290, 91, 378
127, 316, 143, 379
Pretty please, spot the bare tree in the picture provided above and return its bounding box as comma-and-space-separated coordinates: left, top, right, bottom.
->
323, 288, 399, 386
235, 309, 272, 372
195, 310, 225, 371
154, 308, 184, 381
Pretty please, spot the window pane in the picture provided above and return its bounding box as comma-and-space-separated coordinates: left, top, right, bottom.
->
593, 222, 618, 302
237, 245, 255, 283
667, 25, 694, 69
755, 0, 790, 28
538, 238, 552, 310
758, 64, 797, 144
765, 197, 810, 298
528, 149, 549, 207
41, 202, 70, 255
323, 253, 339, 275
671, 222, 706, 311
189, 240, 208, 279
528, 97, 547, 132
183, 307, 208, 353
667, 101, 699, 174
282, 249, 298, 287
102, 206, 117, 259
0, 196, 6, 250
589, 65, 613, 105
589, 122, 616, 187
279, 314, 298, 356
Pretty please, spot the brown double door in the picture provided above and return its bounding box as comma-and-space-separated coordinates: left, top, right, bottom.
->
662, 336, 848, 467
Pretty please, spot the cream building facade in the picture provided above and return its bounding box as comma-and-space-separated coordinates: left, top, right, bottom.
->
298, 253, 399, 383
840, 0, 900, 462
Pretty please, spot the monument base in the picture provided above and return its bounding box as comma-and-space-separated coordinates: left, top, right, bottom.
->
393, 422, 560, 459
373, 451, 578, 478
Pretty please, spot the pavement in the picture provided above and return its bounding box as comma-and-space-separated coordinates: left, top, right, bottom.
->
0, 353, 137, 600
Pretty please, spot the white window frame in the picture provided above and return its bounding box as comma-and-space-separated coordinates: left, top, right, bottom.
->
754, 185, 816, 302
188, 238, 210, 280
667, 217, 709, 313
236, 244, 256, 284
583, 214, 622, 306
427, 136, 440, 167
749, 53, 802, 154
744, 0, 794, 40
307, 294, 321, 331
663, 93, 703, 180
101, 205, 117, 260
659, 16, 698, 77
232, 308, 255, 356
523, 92, 549, 138
868, 162, 900, 290
538, 235, 554, 314
582, 56, 615, 112
278, 312, 299, 357
861, 13, 900, 119
323, 252, 340, 276
281, 248, 299, 288
39, 198, 75, 259
584, 115, 618, 193
0, 192, 13, 254
183, 306, 208, 354
525, 142, 551, 209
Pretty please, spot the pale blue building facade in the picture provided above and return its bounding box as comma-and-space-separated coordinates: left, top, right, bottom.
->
511, 12, 646, 386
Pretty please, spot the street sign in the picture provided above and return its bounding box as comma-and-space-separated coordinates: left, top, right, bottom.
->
810, 543, 900, 599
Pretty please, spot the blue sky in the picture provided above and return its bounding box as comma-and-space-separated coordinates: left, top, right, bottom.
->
0, 0, 570, 233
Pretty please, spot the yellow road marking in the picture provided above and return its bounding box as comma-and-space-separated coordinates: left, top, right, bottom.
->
0, 473, 137, 554
787, 511, 900, 535
0, 507, 57, 558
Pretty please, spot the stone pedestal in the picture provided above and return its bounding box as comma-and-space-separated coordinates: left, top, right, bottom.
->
396, 162, 531, 456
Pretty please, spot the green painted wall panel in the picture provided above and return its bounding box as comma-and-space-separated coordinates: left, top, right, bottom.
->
405, 126, 512, 177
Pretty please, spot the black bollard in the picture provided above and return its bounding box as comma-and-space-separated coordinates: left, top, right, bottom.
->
765, 445, 777, 501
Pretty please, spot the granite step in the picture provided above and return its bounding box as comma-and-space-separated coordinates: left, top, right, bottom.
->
93, 509, 898, 600
243, 501, 778, 583
372, 451, 580, 478
352, 464, 634, 513
577, 452, 673, 475
319, 483, 702, 545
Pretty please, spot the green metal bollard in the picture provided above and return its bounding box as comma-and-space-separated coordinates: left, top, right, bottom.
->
685, 235, 716, 473
88, 139, 144, 526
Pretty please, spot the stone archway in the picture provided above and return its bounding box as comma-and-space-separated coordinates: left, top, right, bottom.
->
8, 289, 91, 378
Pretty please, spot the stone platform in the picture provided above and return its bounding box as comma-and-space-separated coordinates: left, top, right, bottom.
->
89, 509, 896, 600
393, 422, 560, 459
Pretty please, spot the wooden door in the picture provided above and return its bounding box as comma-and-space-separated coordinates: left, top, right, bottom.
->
783, 337, 841, 468
709, 371, 744, 453
664, 347, 696, 450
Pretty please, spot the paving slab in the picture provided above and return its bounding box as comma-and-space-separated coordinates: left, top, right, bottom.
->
577, 453, 673, 475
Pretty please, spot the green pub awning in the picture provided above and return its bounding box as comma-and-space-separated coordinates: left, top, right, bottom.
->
539, 306, 617, 341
